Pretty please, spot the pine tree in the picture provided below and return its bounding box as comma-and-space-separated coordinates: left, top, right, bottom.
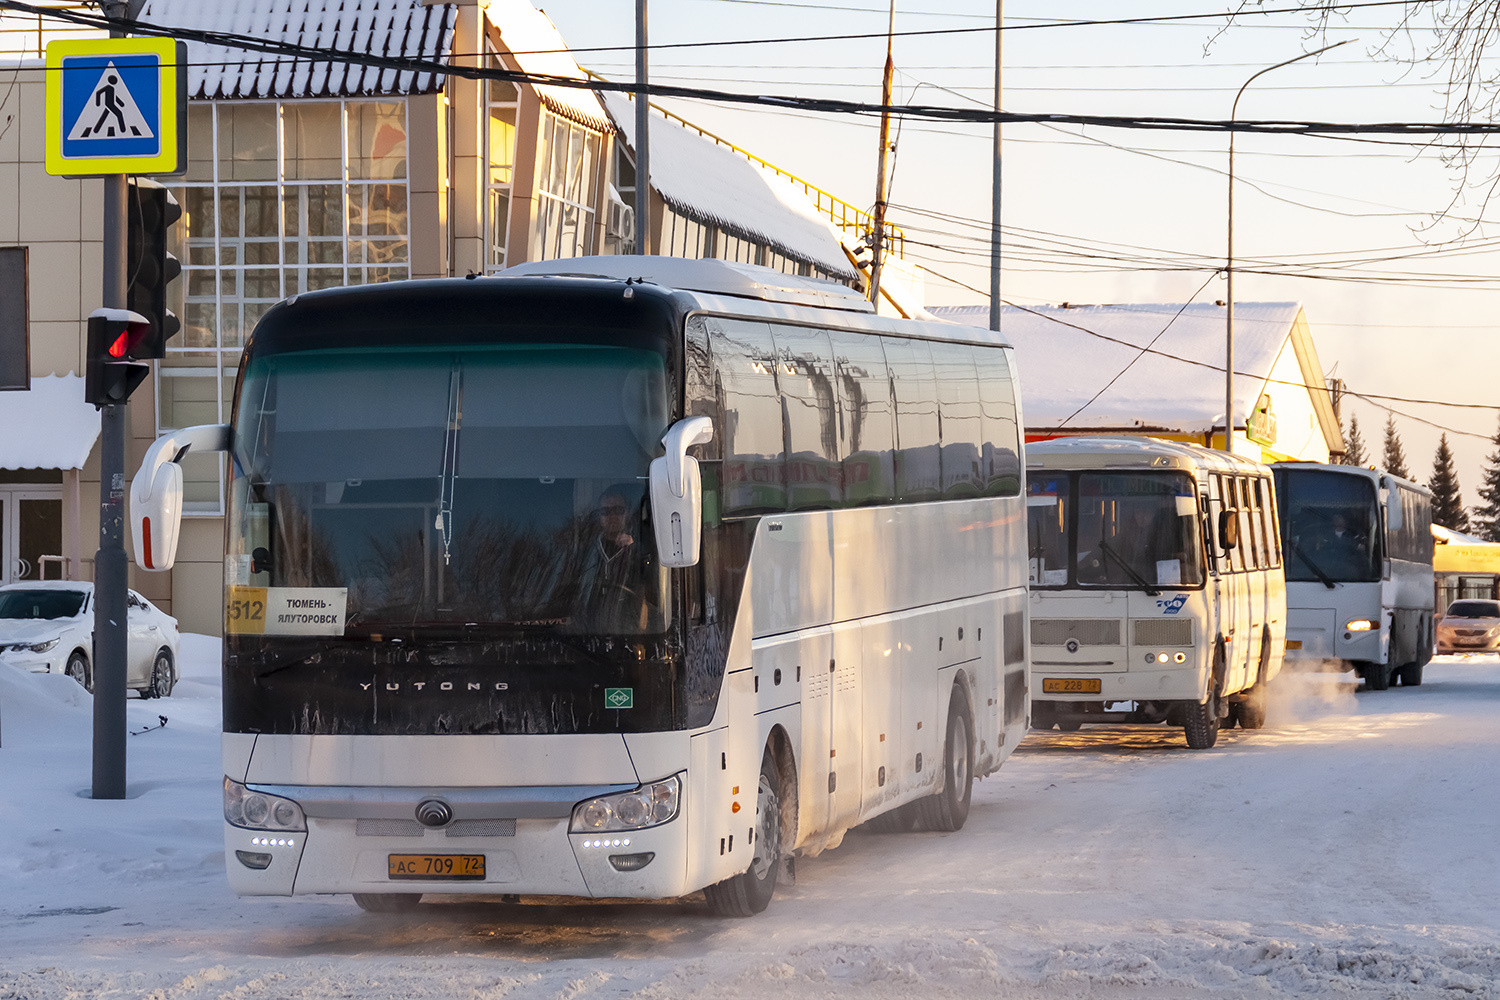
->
1429, 434, 1470, 533
1474, 417, 1500, 543
1382, 413, 1411, 480
1342, 413, 1368, 467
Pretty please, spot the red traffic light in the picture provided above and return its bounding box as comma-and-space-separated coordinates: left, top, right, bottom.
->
85, 308, 152, 406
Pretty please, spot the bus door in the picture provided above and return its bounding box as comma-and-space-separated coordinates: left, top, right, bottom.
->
1210, 474, 1249, 686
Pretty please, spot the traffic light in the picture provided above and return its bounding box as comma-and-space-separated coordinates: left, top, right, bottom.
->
125, 178, 182, 359
85, 308, 151, 406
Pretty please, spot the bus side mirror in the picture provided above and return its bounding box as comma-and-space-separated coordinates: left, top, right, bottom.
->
1385, 487, 1404, 531
130, 423, 231, 571
650, 416, 714, 568
1218, 510, 1239, 550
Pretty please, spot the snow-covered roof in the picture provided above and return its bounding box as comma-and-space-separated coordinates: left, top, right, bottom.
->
932, 302, 1304, 435
601, 92, 856, 280
0, 374, 100, 470
1433, 524, 1495, 546
138, 0, 455, 100
488, 0, 610, 133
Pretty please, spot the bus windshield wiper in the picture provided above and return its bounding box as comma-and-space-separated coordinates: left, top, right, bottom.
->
1292, 539, 1338, 589
1097, 538, 1161, 596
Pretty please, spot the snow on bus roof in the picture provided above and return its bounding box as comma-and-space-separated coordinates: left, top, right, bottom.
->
601, 93, 857, 279
933, 302, 1303, 434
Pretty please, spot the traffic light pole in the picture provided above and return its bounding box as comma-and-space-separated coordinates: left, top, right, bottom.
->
93, 171, 129, 800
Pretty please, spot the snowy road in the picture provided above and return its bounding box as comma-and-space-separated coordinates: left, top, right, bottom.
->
2, 646, 1497, 999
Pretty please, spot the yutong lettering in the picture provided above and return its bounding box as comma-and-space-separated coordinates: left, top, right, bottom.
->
359, 682, 511, 692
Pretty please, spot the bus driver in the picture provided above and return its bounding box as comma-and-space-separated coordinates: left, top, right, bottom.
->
575, 485, 659, 633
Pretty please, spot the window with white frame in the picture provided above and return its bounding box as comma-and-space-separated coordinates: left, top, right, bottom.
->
530, 110, 601, 261
485, 55, 519, 272
165, 98, 410, 514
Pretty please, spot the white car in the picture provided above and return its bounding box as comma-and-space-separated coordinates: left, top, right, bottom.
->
0, 581, 180, 698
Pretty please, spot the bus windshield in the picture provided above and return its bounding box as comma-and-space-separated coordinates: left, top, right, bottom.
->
1276, 469, 1380, 584
1028, 471, 1205, 590
229, 343, 671, 636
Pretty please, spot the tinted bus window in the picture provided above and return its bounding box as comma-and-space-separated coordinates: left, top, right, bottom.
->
930, 341, 984, 499
774, 325, 841, 511
885, 337, 941, 502
711, 318, 786, 515
1274, 468, 1379, 583
975, 345, 1022, 496
830, 329, 896, 506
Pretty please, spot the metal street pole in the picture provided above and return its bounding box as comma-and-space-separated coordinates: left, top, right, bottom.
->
868, 0, 896, 308
1226, 39, 1350, 452
93, 1, 133, 799
988, 0, 1002, 332
634, 0, 651, 255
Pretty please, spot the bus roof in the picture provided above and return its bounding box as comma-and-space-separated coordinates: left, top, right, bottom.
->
1027, 435, 1273, 475
502, 256, 872, 313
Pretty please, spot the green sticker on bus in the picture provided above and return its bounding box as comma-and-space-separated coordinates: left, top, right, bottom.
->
605, 687, 633, 709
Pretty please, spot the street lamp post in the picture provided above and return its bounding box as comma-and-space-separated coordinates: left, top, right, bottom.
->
1226, 40, 1350, 452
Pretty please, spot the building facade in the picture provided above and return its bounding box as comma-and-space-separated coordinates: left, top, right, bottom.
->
0, 0, 860, 633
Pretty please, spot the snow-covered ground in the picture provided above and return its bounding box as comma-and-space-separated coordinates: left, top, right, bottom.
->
2, 643, 1497, 999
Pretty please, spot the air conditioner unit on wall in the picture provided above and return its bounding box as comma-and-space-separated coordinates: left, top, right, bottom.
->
606, 188, 635, 248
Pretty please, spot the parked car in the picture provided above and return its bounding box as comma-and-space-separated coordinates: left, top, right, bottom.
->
0, 581, 180, 697
1435, 599, 1500, 654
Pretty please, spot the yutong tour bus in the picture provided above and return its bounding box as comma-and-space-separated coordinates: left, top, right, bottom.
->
128, 258, 1030, 916
1025, 437, 1287, 749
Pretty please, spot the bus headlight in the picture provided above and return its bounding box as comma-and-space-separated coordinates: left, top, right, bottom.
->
1345, 619, 1376, 632
224, 776, 306, 832
570, 774, 682, 833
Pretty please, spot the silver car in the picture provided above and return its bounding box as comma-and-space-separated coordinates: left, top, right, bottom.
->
0, 581, 181, 697
1435, 599, 1500, 654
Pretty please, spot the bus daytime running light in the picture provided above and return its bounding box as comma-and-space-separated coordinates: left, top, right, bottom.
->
570, 774, 682, 834
1346, 619, 1376, 632
223, 776, 307, 832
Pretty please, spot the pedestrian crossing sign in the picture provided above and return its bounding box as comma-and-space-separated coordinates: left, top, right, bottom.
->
45, 37, 187, 177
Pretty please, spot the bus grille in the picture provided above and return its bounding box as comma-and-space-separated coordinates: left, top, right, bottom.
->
1133, 618, 1193, 647
1031, 618, 1121, 646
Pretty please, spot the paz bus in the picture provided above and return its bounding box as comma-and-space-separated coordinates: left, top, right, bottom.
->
1025, 436, 1286, 748
129, 258, 1030, 916
1270, 463, 1433, 689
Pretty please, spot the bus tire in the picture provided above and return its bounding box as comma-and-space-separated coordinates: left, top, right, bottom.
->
704, 750, 781, 917
866, 802, 918, 833
1236, 631, 1272, 731
1363, 661, 1391, 691
353, 893, 423, 913
915, 688, 975, 832
1396, 661, 1424, 687
1183, 669, 1221, 750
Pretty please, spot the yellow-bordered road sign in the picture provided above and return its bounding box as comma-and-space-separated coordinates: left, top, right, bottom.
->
45, 37, 188, 177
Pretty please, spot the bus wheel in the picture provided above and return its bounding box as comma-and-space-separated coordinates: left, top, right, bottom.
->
916, 689, 975, 832
1183, 676, 1220, 750
353, 893, 423, 913
866, 802, 918, 833
704, 750, 781, 917
1363, 661, 1391, 691
1395, 661, 1424, 687
1055, 720, 1082, 733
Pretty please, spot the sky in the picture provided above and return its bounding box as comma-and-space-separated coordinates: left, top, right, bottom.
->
537, 0, 1500, 511
3, 638, 1499, 996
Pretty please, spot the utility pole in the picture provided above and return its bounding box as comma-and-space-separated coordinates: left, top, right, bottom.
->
92, 0, 131, 800
867, 0, 896, 308
988, 0, 1002, 332
634, 0, 651, 255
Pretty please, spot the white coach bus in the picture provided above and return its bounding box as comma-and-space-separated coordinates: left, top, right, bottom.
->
129, 258, 1030, 916
1026, 437, 1286, 748
1270, 463, 1434, 689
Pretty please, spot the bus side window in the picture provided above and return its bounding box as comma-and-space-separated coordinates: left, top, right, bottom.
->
711, 318, 787, 516
975, 345, 1022, 497
929, 341, 984, 500
1244, 477, 1265, 570
773, 324, 842, 512
829, 329, 896, 506
885, 337, 941, 503
684, 315, 721, 461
